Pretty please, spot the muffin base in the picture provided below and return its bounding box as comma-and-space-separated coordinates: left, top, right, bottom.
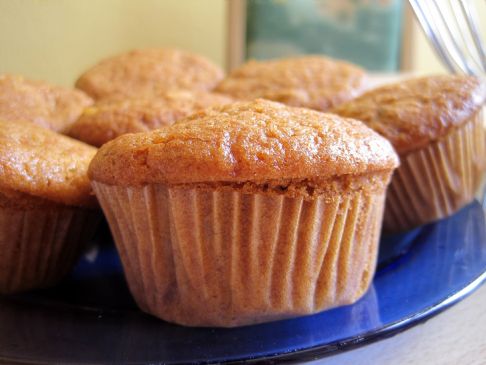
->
93, 181, 388, 327
385, 111, 486, 232
0, 206, 100, 294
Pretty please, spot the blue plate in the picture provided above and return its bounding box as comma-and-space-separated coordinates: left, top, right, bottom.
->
0, 200, 485, 364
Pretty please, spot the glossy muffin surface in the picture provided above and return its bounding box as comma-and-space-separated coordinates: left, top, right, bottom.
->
0, 120, 97, 207
89, 99, 398, 187
332, 75, 486, 155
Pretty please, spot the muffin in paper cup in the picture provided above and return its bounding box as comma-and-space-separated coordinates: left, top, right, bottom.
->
0, 121, 100, 294
333, 75, 486, 232
89, 99, 398, 327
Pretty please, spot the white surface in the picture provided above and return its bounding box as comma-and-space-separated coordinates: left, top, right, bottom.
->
309, 284, 486, 365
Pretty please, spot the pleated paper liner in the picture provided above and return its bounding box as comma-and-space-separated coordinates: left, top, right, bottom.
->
384, 111, 486, 232
0, 207, 100, 294
93, 182, 387, 327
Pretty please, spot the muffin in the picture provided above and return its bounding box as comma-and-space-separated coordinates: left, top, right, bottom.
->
215, 56, 366, 111
67, 91, 233, 147
332, 75, 486, 232
89, 99, 399, 327
0, 74, 93, 133
75, 48, 224, 100
0, 120, 100, 293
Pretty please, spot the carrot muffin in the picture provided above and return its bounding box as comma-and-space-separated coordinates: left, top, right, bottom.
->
0, 120, 100, 293
215, 56, 366, 111
75, 48, 224, 100
332, 75, 486, 232
89, 99, 399, 327
0, 74, 93, 133
67, 91, 233, 147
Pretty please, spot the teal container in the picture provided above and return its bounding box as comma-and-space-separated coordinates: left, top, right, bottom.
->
246, 0, 404, 71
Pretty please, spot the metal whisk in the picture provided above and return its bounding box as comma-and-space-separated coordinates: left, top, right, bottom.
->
408, 0, 486, 76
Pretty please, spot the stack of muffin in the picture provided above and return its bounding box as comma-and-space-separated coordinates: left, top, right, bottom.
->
0, 48, 484, 327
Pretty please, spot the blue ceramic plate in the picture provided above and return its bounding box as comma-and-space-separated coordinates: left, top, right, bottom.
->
0, 200, 485, 364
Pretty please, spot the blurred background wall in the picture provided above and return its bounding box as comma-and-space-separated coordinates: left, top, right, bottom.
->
0, 0, 484, 86
0, 0, 226, 86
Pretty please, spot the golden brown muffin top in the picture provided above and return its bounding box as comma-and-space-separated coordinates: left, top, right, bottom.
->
332, 75, 486, 155
214, 56, 366, 111
89, 99, 398, 186
67, 91, 234, 147
0, 120, 98, 207
0, 74, 93, 133
75, 48, 224, 100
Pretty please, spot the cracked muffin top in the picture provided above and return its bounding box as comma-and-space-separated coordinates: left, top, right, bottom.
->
0, 74, 93, 133
0, 120, 98, 208
332, 75, 486, 155
215, 56, 366, 112
89, 99, 398, 187
75, 48, 224, 100
67, 90, 234, 147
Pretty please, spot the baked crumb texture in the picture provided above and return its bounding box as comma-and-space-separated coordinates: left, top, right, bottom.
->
332, 74, 486, 155
67, 91, 233, 147
215, 56, 366, 111
89, 99, 399, 187
0, 120, 98, 208
0, 74, 93, 133
75, 48, 224, 100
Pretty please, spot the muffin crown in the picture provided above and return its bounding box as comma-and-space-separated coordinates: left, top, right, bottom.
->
332, 75, 486, 155
89, 99, 398, 186
215, 56, 366, 111
0, 74, 93, 133
75, 48, 224, 100
67, 91, 233, 147
0, 120, 97, 207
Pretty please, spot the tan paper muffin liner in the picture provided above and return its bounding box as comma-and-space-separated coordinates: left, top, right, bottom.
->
384, 112, 486, 232
93, 182, 387, 327
0, 207, 100, 294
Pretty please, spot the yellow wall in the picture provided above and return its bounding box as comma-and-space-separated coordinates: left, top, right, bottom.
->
407, 18, 447, 74
0, 0, 226, 86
